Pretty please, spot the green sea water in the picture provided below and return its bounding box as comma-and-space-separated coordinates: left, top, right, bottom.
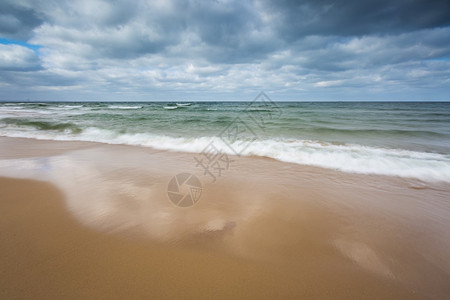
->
1, 101, 449, 182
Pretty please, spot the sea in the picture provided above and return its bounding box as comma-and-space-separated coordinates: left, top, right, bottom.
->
0, 101, 449, 182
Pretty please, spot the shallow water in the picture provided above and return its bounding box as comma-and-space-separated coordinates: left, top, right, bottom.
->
1, 101, 450, 182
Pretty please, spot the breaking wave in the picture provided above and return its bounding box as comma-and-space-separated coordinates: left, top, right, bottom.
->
1, 125, 449, 183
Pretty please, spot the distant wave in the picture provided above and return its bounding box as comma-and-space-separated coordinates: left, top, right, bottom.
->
1, 125, 449, 183
58, 105, 84, 109
163, 106, 178, 110
306, 127, 448, 138
107, 105, 143, 110
1, 118, 82, 133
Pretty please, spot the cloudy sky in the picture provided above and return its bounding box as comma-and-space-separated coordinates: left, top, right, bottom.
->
0, 0, 449, 101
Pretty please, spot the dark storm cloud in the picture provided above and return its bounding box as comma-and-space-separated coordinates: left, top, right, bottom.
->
264, 0, 450, 40
288, 26, 450, 72
33, 0, 447, 65
0, 0, 449, 101
30, 0, 278, 63
0, 1, 43, 39
29, 0, 178, 60
181, 0, 278, 63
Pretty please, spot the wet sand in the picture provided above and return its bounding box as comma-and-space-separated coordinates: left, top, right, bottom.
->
0, 137, 449, 299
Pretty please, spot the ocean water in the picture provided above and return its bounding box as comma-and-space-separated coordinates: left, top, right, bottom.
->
0, 101, 449, 182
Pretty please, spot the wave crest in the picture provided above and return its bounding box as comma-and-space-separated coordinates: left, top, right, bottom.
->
1, 126, 449, 182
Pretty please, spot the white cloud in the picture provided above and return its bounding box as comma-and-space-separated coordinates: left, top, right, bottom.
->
314, 80, 343, 87
0, 44, 41, 71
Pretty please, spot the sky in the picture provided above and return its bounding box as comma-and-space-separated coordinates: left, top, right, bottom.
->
0, 0, 449, 101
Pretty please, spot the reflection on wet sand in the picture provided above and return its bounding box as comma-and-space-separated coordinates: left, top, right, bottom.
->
0, 138, 449, 298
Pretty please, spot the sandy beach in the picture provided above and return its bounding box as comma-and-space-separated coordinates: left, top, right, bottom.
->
0, 136, 449, 299
1, 0, 449, 297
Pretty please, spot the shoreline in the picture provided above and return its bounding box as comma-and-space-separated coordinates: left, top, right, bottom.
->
1, 135, 448, 185
1, 136, 449, 298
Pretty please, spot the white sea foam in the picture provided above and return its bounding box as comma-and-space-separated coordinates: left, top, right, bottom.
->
107, 105, 143, 109
1, 127, 450, 183
54, 105, 84, 109
0, 108, 55, 118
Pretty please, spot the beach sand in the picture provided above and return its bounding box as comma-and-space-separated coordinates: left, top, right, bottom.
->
0, 137, 449, 299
